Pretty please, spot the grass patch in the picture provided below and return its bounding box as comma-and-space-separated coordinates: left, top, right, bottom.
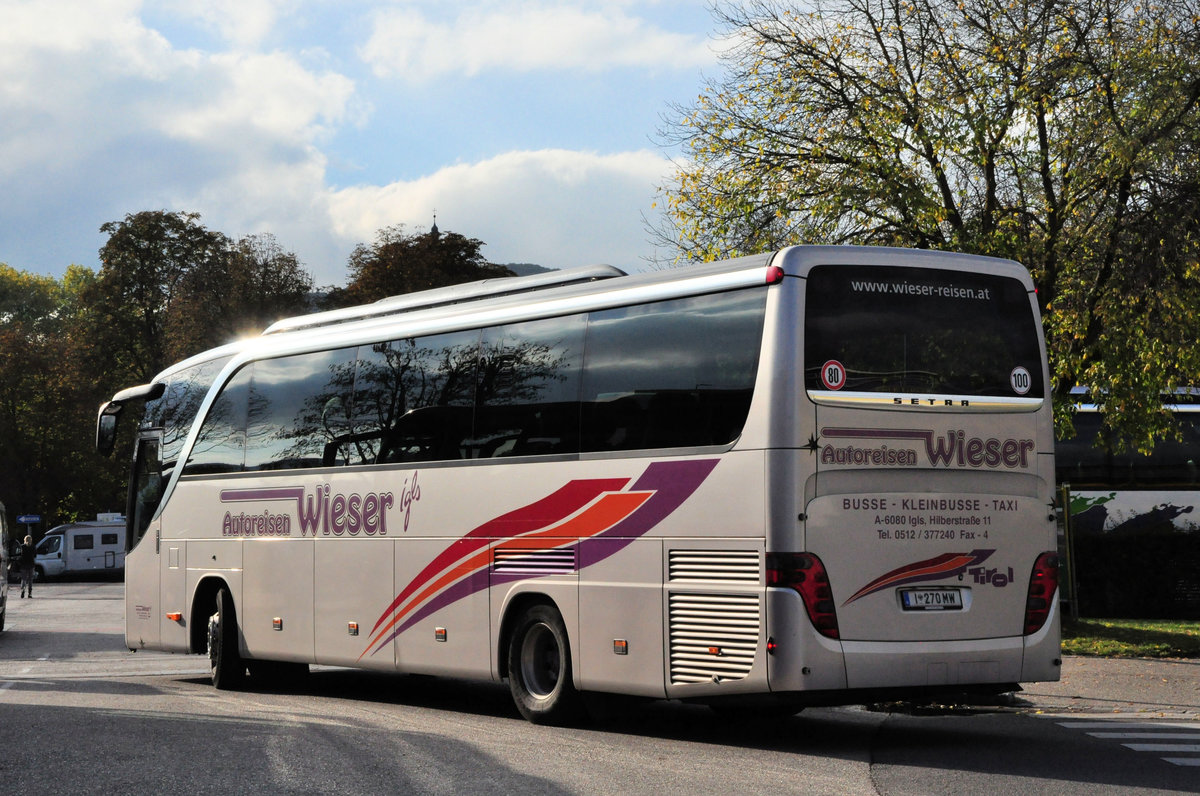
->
1062, 618, 1200, 658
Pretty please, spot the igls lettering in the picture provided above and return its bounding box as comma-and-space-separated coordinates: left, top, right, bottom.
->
297, 484, 399, 536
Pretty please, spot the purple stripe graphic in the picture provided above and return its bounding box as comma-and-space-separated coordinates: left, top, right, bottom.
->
220, 487, 305, 503
822, 428, 932, 442
582, 459, 721, 562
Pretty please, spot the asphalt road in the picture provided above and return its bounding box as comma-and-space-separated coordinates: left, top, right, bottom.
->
0, 582, 1196, 795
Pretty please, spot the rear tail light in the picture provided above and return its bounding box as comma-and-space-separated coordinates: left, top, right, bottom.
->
767, 552, 839, 639
1023, 552, 1060, 635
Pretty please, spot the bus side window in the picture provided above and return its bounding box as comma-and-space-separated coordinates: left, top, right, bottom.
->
145, 355, 231, 486
475, 314, 584, 457
244, 347, 357, 471
581, 290, 765, 452
354, 330, 480, 464
183, 367, 252, 475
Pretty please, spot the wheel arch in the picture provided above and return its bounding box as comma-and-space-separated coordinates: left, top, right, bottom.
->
189, 575, 232, 654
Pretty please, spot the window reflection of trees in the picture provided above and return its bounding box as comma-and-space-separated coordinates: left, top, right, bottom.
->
185, 368, 250, 474
350, 331, 480, 464
246, 349, 356, 470
474, 316, 580, 458
182, 289, 768, 474
142, 356, 229, 475
253, 324, 580, 467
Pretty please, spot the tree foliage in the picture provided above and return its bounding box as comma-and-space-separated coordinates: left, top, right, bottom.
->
167, 232, 315, 354
333, 224, 513, 306
0, 264, 122, 525
91, 210, 233, 383
661, 0, 1200, 448
88, 212, 314, 383
1, 213, 508, 533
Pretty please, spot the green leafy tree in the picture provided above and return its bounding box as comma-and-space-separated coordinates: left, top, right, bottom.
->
0, 265, 123, 530
90, 210, 231, 383
167, 232, 315, 353
660, 0, 1200, 449
2, 217, 319, 532
334, 223, 514, 306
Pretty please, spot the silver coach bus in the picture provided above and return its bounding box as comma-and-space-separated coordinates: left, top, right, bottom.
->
99, 246, 1060, 723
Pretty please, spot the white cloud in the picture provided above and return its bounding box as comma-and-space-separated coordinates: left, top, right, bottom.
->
0, 2, 352, 158
0, 2, 707, 284
157, 52, 354, 144
360, 2, 716, 81
0, 0, 357, 277
327, 148, 674, 271
160, 0, 289, 49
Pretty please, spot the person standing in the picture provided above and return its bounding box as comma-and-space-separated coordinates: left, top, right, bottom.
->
17, 535, 35, 598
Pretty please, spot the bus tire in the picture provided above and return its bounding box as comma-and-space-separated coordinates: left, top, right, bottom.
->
507, 603, 583, 725
207, 587, 246, 690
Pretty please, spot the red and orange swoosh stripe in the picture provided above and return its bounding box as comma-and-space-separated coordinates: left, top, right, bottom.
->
361, 459, 719, 658
843, 549, 995, 605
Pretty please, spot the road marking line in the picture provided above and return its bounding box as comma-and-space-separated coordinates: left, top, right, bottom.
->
0, 666, 33, 694
1050, 718, 1200, 768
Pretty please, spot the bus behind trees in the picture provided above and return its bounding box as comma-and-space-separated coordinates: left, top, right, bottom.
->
98, 246, 1060, 723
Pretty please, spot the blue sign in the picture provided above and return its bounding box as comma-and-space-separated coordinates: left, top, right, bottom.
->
17, 514, 40, 524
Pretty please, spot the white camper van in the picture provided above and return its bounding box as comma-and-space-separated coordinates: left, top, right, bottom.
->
35, 517, 125, 579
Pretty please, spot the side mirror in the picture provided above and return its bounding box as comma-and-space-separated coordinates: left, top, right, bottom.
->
96, 402, 121, 457
96, 382, 165, 457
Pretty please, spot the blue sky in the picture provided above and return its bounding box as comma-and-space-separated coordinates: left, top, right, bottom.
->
0, 1, 726, 287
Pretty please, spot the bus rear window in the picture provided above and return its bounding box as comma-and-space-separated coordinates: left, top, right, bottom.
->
805, 264, 1044, 399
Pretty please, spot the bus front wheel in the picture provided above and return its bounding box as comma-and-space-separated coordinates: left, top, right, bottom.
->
207, 587, 246, 690
507, 603, 583, 725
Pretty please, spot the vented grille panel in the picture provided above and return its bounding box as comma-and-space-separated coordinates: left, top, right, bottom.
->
493, 547, 576, 575
669, 592, 760, 684
669, 549, 761, 583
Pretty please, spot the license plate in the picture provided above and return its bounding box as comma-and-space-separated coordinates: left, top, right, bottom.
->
900, 588, 963, 610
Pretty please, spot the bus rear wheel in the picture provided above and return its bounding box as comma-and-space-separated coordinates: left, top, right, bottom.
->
207, 587, 246, 689
507, 604, 583, 725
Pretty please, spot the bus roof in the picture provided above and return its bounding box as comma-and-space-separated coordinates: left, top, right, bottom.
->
262, 264, 628, 336
143, 245, 1033, 389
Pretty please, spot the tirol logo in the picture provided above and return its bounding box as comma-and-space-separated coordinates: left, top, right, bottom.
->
219, 473, 419, 537
820, 427, 1035, 470
844, 549, 997, 605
